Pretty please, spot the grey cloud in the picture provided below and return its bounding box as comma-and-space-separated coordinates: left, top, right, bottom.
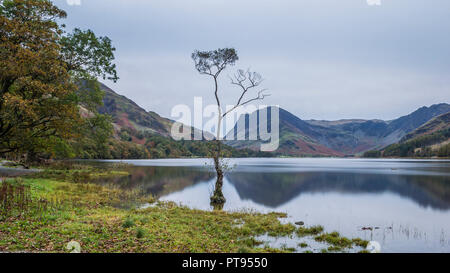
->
59, 0, 450, 120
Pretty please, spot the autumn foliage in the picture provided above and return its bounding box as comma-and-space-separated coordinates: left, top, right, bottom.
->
0, 0, 117, 161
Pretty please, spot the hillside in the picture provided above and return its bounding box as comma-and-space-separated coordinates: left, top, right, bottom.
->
379, 112, 450, 158
225, 107, 343, 157
82, 84, 449, 158
385, 103, 450, 137
225, 104, 450, 157
401, 112, 450, 142
75, 83, 269, 159
98, 83, 174, 138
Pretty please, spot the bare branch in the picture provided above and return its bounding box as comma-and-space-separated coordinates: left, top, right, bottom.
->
222, 88, 270, 118
222, 69, 267, 118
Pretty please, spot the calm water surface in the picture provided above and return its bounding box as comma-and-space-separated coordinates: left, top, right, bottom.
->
93, 158, 450, 253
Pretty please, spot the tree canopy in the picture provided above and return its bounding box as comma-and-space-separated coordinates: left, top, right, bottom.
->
0, 0, 117, 161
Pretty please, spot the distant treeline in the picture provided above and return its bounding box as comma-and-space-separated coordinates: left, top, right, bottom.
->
71, 127, 273, 160
363, 128, 450, 158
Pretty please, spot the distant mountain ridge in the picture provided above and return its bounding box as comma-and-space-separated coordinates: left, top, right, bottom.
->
98, 83, 174, 138
225, 104, 450, 156
92, 83, 267, 159
96, 82, 449, 158
225, 108, 344, 156
385, 103, 450, 136
401, 111, 450, 142
380, 112, 450, 158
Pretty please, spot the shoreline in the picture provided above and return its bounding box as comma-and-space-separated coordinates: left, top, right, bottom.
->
0, 163, 369, 253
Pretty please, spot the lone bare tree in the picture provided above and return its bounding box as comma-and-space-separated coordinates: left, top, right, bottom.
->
192, 48, 269, 207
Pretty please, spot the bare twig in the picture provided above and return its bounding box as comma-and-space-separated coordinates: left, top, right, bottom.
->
222, 69, 270, 118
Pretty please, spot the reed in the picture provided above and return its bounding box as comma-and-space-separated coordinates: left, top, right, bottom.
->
0, 179, 31, 217
0, 178, 59, 220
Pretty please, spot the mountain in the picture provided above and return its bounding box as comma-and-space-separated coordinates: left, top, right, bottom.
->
98, 83, 174, 138
79, 83, 266, 159
225, 104, 450, 156
225, 107, 343, 156
401, 111, 450, 142
306, 103, 450, 154
380, 112, 450, 158
92, 83, 449, 158
385, 103, 450, 137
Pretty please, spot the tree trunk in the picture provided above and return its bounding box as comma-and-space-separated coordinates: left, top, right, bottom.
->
210, 139, 226, 206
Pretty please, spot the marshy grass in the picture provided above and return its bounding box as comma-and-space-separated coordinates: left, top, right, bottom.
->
238, 237, 264, 248
280, 244, 296, 252
352, 238, 369, 248
0, 177, 300, 252
122, 217, 135, 228
31, 163, 129, 185
314, 231, 368, 249
0, 178, 62, 221
327, 246, 343, 252
0, 179, 32, 216
0, 164, 370, 253
296, 225, 324, 237
298, 242, 308, 248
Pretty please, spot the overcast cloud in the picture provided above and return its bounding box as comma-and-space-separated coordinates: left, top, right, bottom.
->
58, 0, 450, 121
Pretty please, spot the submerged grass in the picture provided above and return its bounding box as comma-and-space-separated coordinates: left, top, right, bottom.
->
298, 242, 308, 248
296, 225, 324, 237
314, 231, 368, 250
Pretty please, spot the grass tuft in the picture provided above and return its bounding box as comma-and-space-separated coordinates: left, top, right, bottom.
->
136, 227, 145, 239
314, 232, 353, 248
122, 217, 135, 228
296, 225, 324, 237
298, 242, 308, 248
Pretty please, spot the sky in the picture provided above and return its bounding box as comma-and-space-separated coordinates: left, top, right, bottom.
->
59, 0, 450, 121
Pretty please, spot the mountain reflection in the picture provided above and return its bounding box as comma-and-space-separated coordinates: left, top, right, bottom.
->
94, 166, 213, 198
226, 172, 450, 210
92, 164, 450, 211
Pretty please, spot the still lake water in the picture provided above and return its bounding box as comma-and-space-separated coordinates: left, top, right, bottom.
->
93, 158, 450, 253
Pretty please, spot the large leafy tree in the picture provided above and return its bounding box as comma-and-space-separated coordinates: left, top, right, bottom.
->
0, 0, 117, 161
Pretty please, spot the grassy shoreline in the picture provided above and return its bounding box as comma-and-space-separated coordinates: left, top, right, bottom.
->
0, 163, 368, 253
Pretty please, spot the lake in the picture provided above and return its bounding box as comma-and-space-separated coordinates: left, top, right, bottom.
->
93, 158, 450, 253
